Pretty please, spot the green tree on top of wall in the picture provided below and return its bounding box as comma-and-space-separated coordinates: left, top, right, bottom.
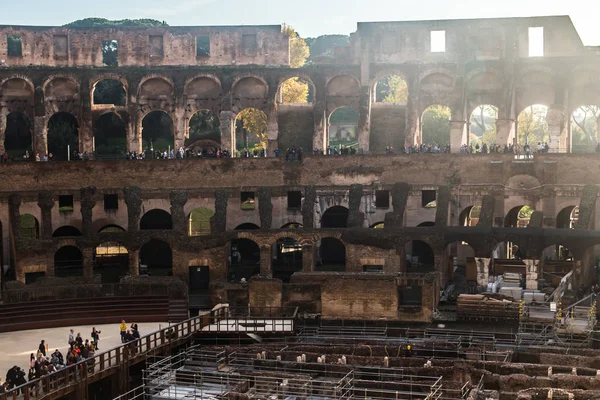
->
64, 18, 168, 28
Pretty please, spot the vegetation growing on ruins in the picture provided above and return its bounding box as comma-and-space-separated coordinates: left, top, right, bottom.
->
64, 18, 167, 28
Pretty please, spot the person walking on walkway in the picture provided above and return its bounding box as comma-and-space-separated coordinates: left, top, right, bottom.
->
119, 320, 127, 343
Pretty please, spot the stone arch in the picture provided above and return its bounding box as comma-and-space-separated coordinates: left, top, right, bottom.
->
54, 245, 83, 277
94, 111, 128, 158
235, 223, 260, 230
458, 206, 481, 227
184, 75, 222, 113
94, 240, 129, 283
231, 76, 268, 112
3, 111, 32, 158
188, 207, 215, 236
321, 205, 349, 228
20, 214, 39, 239
140, 239, 172, 276
516, 104, 549, 147
370, 222, 385, 228
505, 174, 542, 191
47, 112, 79, 160
98, 224, 126, 233
569, 68, 600, 111
0, 77, 34, 113
469, 105, 498, 147
420, 104, 451, 146
404, 240, 435, 272
570, 104, 600, 152
137, 76, 175, 114
465, 70, 503, 113
273, 236, 303, 282
372, 74, 408, 103
516, 68, 556, 113
445, 240, 475, 284
187, 110, 221, 150
43, 75, 80, 115
281, 222, 303, 229
277, 76, 315, 104
141, 110, 174, 154
505, 205, 535, 228
92, 78, 127, 107
228, 237, 260, 282
52, 226, 82, 237
327, 106, 359, 150
316, 237, 346, 271
556, 205, 579, 229
140, 209, 172, 230
235, 107, 268, 152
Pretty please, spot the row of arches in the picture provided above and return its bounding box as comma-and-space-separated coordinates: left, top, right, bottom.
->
16, 202, 582, 241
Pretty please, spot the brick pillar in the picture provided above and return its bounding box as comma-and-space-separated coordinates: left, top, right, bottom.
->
128, 249, 139, 276
170, 190, 188, 234
82, 247, 94, 279
302, 244, 316, 272
265, 103, 279, 156
80, 82, 93, 154
259, 244, 272, 278
358, 85, 371, 153
173, 106, 186, 152
524, 259, 539, 290
124, 186, 142, 233
547, 107, 567, 153
313, 101, 326, 151
80, 187, 96, 237
495, 118, 516, 147
475, 257, 491, 287
33, 115, 47, 156
0, 108, 7, 154
128, 113, 140, 153
37, 191, 54, 239
219, 111, 235, 155
449, 120, 468, 153
405, 87, 419, 147
135, 112, 143, 153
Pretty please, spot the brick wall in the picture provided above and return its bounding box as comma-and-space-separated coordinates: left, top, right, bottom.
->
370, 104, 406, 152
277, 105, 314, 151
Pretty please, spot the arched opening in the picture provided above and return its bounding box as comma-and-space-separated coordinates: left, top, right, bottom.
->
48, 112, 79, 161
317, 237, 346, 271
556, 206, 579, 229
458, 206, 481, 227
328, 107, 358, 153
374, 75, 408, 103
98, 224, 126, 233
444, 241, 475, 300
4, 112, 32, 159
504, 205, 535, 228
321, 206, 349, 228
20, 214, 39, 239
52, 226, 82, 237
92, 80, 126, 106
140, 239, 172, 276
421, 105, 451, 147
277, 77, 314, 104
234, 223, 260, 230
140, 209, 172, 230
571, 105, 600, 153
370, 222, 385, 229
187, 110, 221, 155
141, 111, 174, 155
273, 237, 303, 282
281, 222, 303, 229
417, 221, 435, 227
94, 241, 129, 284
188, 207, 214, 236
540, 243, 574, 293
228, 238, 260, 282
469, 105, 498, 147
517, 105, 549, 148
404, 240, 435, 272
235, 108, 267, 155
54, 246, 83, 277
93, 112, 127, 158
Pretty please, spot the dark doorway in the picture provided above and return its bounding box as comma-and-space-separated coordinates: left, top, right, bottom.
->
54, 246, 84, 277
317, 237, 346, 271
273, 238, 303, 282
48, 112, 79, 161
94, 242, 128, 284
4, 112, 32, 159
228, 239, 260, 282
189, 266, 210, 291
140, 209, 172, 230
140, 239, 172, 276
94, 112, 127, 159
321, 206, 349, 228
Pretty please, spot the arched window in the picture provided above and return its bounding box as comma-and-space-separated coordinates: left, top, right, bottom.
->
404, 240, 434, 272
321, 206, 349, 228
140, 209, 172, 230
48, 112, 79, 161
141, 111, 174, 155
235, 108, 267, 154
374, 75, 408, 103
20, 214, 39, 239
421, 105, 451, 146
273, 237, 303, 282
93, 80, 126, 106
93, 112, 127, 158
277, 77, 314, 104
317, 238, 346, 271
188, 208, 215, 236
187, 110, 221, 153
54, 246, 83, 277
328, 107, 358, 152
469, 105, 498, 147
95, 241, 128, 283
517, 105, 549, 147
228, 238, 260, 282
52, 226, 82, 237
3, 112, 32, 159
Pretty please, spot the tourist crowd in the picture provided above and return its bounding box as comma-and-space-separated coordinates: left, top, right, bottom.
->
0, 321, 141, 393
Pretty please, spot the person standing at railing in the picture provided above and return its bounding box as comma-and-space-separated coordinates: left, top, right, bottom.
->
119, 320, 127, 343
91, 327, 101, 350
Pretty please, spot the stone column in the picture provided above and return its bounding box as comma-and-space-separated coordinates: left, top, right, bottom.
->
124, 186, 142, 233
313, 101, 326, 152
37, 191, 54, 239
405, 89, 419, 147
302, 244, 316, 272
265, 104, 279, 156
128, 113, 140, 153
82, 247, 94, 279
524, 259, 539, 290
170, 190, 188, 234
259, 244, 272, 278
475, 257, 491, 288
219, 111, 235, 154
135, 113, 144, 153
80, 187, 96, 237
80, 112, 93, 154
547, 107, 567, 153
128, 249, 139, 276
449, 121, 468, 153
0, 108, 7, 154
8, 194, 22, 241
173, 107, 186, 151
33, 116, 47, 156
357, 86, 372, 153
496, 119, 516, 147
